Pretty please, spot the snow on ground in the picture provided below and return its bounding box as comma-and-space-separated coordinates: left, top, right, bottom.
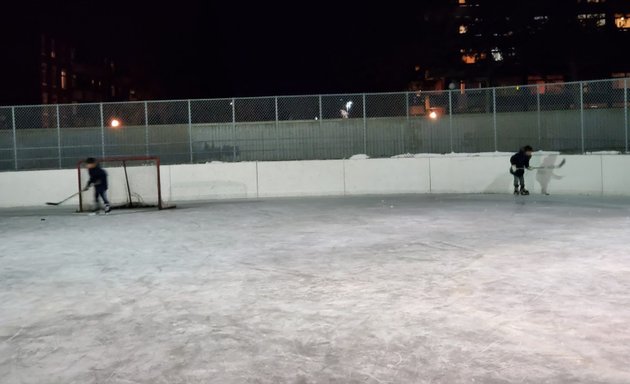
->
1, 194, 630, 384
390, 151, 563, 159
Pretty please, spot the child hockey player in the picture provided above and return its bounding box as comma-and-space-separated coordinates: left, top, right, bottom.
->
510, 145, 533, 195
83, 157, 111, 213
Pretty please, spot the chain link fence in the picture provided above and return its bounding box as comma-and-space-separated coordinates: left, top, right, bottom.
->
1, 78, 629, 171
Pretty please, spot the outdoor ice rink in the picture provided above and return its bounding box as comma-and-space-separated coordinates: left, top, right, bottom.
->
1, 194, 630, 384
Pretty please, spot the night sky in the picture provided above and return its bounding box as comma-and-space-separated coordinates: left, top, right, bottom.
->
6, 1, 434, 99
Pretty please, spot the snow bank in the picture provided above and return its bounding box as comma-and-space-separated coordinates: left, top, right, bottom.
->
586, 151, 622, 155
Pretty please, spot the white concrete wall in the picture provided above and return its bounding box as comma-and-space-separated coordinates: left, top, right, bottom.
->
531, 155, 603, 196
429, 156, 511, 194
344, 158, 431, 195
0, 169, 78, 207
1, 154, 629, 208
601, 155, 630, 196
257, 160, 345, 197
167, 162, 258, 201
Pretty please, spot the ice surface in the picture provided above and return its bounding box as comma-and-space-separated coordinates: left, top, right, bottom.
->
1, 194, 630, 384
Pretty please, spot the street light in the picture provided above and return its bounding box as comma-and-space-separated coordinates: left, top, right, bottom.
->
110, 119, 121, 128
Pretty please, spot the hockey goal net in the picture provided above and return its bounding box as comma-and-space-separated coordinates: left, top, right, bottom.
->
77, 157, 172, 212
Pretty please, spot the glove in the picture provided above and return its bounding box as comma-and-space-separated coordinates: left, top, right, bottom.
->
83, 185, 90, 191
526, 166, 533, 170
511, 165, 517, 173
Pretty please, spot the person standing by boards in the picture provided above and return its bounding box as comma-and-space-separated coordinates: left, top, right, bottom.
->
83, 157, 111, 213
510, 145, 534, 195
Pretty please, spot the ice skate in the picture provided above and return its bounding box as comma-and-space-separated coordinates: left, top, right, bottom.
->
520, 188, 530, 196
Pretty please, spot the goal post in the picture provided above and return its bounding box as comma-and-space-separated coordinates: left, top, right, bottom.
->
77, 156, 173, 212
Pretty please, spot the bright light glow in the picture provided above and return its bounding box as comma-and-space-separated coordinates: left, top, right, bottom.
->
491, 47, 503, 62
429, 111, 438, 120
616, 14, 630, 29
110, 119, 121, 128
345, 101, 353, 112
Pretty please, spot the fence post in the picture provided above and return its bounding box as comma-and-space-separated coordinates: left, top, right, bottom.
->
11, 106, 17, 170
408, 92, 411, 154
318, 95, 323, 158
56, 105, 61, 168
187, 100, 193, 163
275, 96, 280, 160
144, 101, 149, 156
580, 81, 585, 153
362, 93, 367, 154
536, 87, 542, 149
231, 98, 236, 161
448, 90, 453, 153
492, 88, 497, 152
99, 103, 105, 157
625, 78, 628, 153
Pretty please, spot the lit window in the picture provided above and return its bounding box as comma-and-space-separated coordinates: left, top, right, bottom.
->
462, 54, 476, 64
60, 69, 67, 90
459, 25, 468, 34
577, 13, 607, 28
50, 39, 56, 58
507, 47, 517, 58
615, 14, 630, 29
491, 47, 504, 62
459, 0, 466, 4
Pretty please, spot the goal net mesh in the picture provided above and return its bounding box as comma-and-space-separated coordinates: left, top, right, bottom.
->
77, 157, 169, 212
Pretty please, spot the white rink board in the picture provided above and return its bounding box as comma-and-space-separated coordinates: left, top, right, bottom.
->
257, 160, 345, 197
0, 169, 77, 207
535, 155, 603, 195
2, 155, 630, 208
602, 155, 630, 196
344, 158, 431, 195
429, 156, 513, 194
168, 162, 258, 201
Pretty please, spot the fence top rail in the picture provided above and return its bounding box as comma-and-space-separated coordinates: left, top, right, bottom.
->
1, 77, 628, 110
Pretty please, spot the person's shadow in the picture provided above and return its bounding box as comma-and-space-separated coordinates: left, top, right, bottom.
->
536, 155, 564, 195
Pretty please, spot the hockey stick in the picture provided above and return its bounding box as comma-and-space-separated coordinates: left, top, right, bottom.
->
46, 192, 80, 206
512, 159, 567, 172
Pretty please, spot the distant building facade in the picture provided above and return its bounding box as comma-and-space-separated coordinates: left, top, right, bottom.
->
411, 0, 630, 90
0, 34, 151, 106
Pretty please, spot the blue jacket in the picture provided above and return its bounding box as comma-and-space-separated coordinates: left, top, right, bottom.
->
510, 150, 531, 176
87, 166, 108, 190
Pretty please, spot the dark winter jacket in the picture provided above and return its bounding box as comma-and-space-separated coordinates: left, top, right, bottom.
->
510, 150, 531, 176
87, 166, 108, 190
